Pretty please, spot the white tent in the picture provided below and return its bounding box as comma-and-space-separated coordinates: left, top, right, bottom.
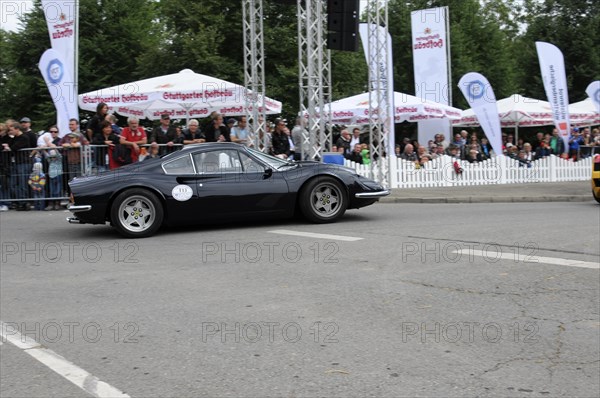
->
569, 98, 600, 126
456, 93, 598, 128
315, 91, 462, 124
78, 69, 282, 120
455, 94, 555, 128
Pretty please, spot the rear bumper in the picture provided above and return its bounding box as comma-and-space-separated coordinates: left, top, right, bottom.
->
355, 190, 390, 199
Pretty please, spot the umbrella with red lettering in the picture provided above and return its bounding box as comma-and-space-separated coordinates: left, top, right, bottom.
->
78, 69, 282, 120
311, 91, 462, 124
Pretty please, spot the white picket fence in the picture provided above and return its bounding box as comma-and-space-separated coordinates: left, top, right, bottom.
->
344, 155, 593, 189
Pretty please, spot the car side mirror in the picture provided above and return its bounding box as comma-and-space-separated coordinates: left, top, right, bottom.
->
263, 168, 273, 179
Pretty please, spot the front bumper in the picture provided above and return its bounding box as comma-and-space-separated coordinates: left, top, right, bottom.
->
355, 190, 390, 199
66, 204, 92, 224
67, 204, 92, 213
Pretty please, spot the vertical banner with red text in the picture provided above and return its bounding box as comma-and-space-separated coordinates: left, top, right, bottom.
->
411, 7, 451, 145
41, 0, 77, 133
536, 42, 570, 153
458, 72, 503, 156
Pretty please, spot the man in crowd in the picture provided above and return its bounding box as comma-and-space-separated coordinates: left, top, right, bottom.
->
349, 128, 363, 149
150, 114, 178, 153
120, 117, 148, 162
271, 119, 290, 159
182, 119, 205, 145
336, 130, 351, 156
400, 144, 418, 161
20, 117, 37, 148
230, 116, 251, 146
7, 122, 31, 210
345, 143, 363, 164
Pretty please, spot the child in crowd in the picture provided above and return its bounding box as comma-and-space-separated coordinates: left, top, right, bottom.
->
45, 149, 63, 210
28, 161, 46, 211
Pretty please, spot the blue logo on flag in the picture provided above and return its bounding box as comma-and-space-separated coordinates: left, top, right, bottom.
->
594, 89, 600, 104
467, 80, 485, 100
47, 59, 64, 84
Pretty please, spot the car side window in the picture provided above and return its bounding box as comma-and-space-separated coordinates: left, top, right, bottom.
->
239, 152, 263, 173
162, 154, 195, 174
193, 149, 243, 174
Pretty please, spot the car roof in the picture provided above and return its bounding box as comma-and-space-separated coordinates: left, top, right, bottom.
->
178, 142, 246, 152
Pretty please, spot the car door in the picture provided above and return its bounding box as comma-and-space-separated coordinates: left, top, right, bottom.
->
160, 152, 204, 225
192, 148, 291, 219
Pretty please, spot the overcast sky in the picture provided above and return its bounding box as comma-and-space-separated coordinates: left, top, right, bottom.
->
1, 0, 372, 32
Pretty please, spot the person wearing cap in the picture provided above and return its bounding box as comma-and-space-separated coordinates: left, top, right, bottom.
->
20, 117, 37, 149
150, 114, 178, 152
270, 119, 290, 159
568, 127, 583, 160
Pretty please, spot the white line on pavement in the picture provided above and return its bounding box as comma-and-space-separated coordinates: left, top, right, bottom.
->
453, 249, 600, 269
268, 229, 363, 242
0, 321, 130, 398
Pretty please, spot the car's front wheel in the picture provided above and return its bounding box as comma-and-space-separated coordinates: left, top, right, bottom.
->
300, 177, 347, 223
111, 189, 163, 238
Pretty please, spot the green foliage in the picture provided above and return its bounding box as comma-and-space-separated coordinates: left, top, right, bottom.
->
0, 0, 597, 127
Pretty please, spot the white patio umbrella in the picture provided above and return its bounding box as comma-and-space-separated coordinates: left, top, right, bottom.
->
455, 94, 555, 129
456, 94, 599, 141
314, 91, 462, 124
569, 98, 600, 126
78, 69, 282, 120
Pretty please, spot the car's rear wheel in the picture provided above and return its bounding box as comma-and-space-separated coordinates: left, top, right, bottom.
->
111, 189, 163, 238
300, 177, 347, 223
593, 190, 600, 204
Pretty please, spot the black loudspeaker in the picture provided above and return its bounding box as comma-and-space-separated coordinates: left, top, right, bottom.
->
328, 0, 359, 14
327, 0, 359, 51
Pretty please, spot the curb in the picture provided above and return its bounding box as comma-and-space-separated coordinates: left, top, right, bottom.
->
379, 195, 593, 204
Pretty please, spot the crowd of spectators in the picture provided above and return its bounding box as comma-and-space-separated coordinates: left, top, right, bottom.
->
0, 106, 313, 211
2, 103, 599, 211
388, 127, 600, 169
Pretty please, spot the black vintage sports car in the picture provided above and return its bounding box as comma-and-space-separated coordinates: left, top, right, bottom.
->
67, 143, 389, 237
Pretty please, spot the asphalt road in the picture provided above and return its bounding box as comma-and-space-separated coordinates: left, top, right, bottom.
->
1, 201, 599, 397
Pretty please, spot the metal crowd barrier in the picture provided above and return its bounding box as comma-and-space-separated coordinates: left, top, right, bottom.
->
577, 145, 600, 160
0, 144, 184, 205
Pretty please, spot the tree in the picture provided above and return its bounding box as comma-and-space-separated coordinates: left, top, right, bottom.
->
517, 0, 600, 101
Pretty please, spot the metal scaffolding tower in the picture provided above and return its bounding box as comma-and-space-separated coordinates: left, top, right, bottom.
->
297, 0, 332, 160
365, 0, 391, 186
242, 0, 267, 150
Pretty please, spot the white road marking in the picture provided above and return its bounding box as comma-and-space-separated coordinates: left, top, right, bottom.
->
453, 249, 600, 269
268, 229, 363, 242
0, 321, 130, 398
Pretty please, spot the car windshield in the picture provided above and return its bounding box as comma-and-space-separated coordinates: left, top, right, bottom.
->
247, 147, 294, 169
